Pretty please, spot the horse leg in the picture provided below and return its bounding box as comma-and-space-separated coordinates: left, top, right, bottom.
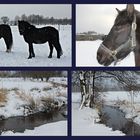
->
31, 44, 35, 57
53, 41, 63, 59
28, 43, 35, 59
4, 38, 11, 53
48, 42, 54, 58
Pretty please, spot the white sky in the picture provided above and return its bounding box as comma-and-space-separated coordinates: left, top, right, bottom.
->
76, 4, 140, 34
0, 4, 71, 20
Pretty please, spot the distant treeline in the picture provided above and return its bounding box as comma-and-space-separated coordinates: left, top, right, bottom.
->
0, 71, 67, 81
0, 14, 71, 25
76, 34, 104, 41
76, 31, 106, 41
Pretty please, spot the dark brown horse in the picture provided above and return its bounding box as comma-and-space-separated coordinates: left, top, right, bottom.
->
18, 21, 63, 59
97, 4, 140, 66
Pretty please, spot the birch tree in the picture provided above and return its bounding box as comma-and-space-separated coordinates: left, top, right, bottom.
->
72, 71, 140, 110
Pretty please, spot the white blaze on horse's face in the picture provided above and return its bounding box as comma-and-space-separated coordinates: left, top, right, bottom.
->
97, 4, 136, 66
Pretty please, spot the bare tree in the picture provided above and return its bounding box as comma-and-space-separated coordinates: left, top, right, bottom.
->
73, 71, 140, 110
1, 16, 9, 24
14, 15, 20, 25
21, 14, 28, 21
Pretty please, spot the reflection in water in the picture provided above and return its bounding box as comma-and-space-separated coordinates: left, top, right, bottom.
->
100, 105, 140, 136
0, 111, 66, 134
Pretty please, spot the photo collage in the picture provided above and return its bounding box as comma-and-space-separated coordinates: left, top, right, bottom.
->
0, 3, 140, 136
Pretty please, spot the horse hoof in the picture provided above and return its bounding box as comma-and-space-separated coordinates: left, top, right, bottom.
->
60, 52, 63, 56
6, 49, 11, 53
28, 57, 32, 59
48, 56, 52, 58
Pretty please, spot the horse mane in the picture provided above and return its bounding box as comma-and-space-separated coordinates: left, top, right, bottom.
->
20, 20, 36, 28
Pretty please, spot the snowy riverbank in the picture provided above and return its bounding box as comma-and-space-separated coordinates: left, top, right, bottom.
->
104, 91, 140, 126
72, 92, 125, 136
0, 77, 67, 119
0, 77, 67, 135
1, 120, 67, 136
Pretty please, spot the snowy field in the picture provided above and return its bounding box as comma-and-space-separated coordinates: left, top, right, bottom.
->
0, 25, 71, 67
0, 77, 67, 118
76, 40, 135, 67
0, 77, 67, 135
72, 92, 124, 136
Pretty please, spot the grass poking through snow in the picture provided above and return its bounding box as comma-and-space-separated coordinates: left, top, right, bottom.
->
0, 88, 8, 106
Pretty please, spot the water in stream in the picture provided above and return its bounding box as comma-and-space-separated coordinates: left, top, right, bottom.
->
100, 105, 140, 136
0, 111, 66, 135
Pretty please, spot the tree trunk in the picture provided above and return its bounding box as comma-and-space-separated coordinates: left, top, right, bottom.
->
90, 71, 96, 108
79, 71, 89, 109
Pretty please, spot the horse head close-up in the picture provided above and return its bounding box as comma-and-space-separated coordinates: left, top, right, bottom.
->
97, 4, 140, 66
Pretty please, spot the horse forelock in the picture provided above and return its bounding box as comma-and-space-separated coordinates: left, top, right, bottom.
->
114, 10, 135, 26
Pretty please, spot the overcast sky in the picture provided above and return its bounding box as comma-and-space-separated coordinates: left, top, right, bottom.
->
0, 4, 71, 20
76, 4, 140, 34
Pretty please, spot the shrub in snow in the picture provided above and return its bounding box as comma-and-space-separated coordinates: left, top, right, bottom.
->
41, 97, 67, 114
42, 87, 52, 92
15, 90, 38, 115
30, 87, 41, 93
0, 88, 8, 105
41, 97, 59, 112
22, 105, 35, 116
10, 88, 19, 92
115, 100, 129, 106
59, 101, 67, 117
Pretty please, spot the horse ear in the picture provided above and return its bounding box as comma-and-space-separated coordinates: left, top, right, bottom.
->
116, 8, 120, 14
126, 4, 135, 16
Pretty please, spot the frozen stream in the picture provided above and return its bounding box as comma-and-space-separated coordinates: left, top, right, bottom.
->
0, 111, 66, 135
100, 105, 140, 136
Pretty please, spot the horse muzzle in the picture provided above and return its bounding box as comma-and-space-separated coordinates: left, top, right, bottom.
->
97, 44, 113, 66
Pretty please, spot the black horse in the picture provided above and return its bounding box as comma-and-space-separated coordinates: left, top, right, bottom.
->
18, 20, 63, 59
0, 24, 13, 52
97, 4, 140, 66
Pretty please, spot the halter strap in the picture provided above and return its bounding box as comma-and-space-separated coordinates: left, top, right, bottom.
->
100, 14, 137, 66
131, 14, 137, 48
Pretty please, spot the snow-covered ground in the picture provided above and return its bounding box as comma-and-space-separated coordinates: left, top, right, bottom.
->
1, 121, 67, 136
76, 40, 135, 67
0, 25, 71, 67
104, 91, 140, 126
0, 77, 67, 136
72, 92, 125, 136
0, 77, 67, 118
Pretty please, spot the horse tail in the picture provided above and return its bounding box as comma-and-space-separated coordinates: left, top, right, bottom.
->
5, 26, 13, 52
8, 27, 13, 51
